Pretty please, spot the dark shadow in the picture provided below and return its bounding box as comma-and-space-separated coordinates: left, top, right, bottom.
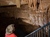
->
15, 18, 40, 37
0, 15, 40, 37
37, 1, 40, 10
0, 13, 15, 37
0, 5, 16, 8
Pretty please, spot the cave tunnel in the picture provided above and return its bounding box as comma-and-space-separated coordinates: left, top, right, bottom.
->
0, 12, 40, 37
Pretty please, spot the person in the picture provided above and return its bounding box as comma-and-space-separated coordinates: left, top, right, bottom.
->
5, 24, 17, 37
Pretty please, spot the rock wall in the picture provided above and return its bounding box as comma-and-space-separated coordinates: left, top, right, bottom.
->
0, 0, 50, 36
0, 3, 50, 25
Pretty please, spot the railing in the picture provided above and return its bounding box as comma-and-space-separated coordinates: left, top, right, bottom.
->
25, 22, 50, 37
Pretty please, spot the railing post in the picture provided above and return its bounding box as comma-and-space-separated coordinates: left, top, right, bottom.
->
48, 25, 50, 37
25, 22, 50, 37
43, 27, 46, 37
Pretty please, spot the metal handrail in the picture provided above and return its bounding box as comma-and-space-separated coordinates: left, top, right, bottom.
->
25, 22, 50, 37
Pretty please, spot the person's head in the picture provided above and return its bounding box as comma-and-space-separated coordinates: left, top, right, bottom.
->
6, 24, 15, 34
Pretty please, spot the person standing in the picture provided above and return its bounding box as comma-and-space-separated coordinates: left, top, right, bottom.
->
5, 24, 17, 37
